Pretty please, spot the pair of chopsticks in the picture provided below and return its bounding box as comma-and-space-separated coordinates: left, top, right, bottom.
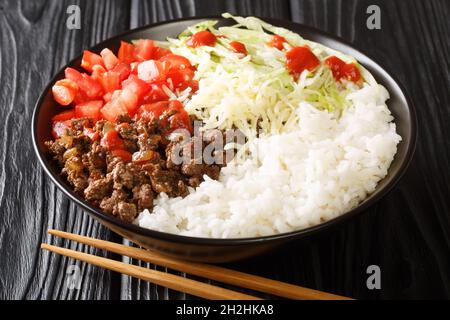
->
41, 229, 352, 300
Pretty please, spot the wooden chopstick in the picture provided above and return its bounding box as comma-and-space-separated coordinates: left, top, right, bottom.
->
47, 229, 352, 300
41, 243, 260, 300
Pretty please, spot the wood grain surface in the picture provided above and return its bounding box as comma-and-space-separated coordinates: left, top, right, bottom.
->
0, 0, 449, 300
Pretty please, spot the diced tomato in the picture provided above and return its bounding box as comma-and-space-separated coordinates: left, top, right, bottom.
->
137, 100, 191, 133
100, 48, 119, 70
325, 56, 361, 82
83, 127, 100, 141
165, 100, 192, 133
111, 149, 132, 162
185, 80, 199, 93
159, 54, 192, 70
81, 50, 105, 72
80, 74, 104, 99
52, 109, 76, 122
52, 120, 72, 139
134, 39, 155, 61
285, 46, 320, 79
75, 100, 104, 121
153, 47, 171, 59
110, 90, 121, 101
166, 68, 195, 91
112, 62, 131, 81
100, 99, 128, 122
65, 67, 103, 99
115, 88, 138, 115
64, 67, 83, 82
91, 64, 106, 81
137, 60, 168, 82
268, 35, 287, 50
229, 41, 247, 55
135, 41, 170, 60
137, 101, 169, 122
186, 31, 217, 48
122, 74, 151, 100
130, 62, 139, 74
118, 41, 136, 64
73, 89, 90, 104
141, 83, 168, 103
99, 71, 121, 93
52, 79, 78, 106
100, 130, 125, 150
103, 91, 113, 103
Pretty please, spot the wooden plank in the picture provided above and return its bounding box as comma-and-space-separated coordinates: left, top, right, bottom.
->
129, 0, 290, 29
0, 0, 130, 299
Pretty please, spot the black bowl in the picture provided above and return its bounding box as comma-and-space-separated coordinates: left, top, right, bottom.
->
32, 16, 417, 263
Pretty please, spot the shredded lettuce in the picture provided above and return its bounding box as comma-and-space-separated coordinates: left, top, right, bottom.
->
160, 14, 371, 138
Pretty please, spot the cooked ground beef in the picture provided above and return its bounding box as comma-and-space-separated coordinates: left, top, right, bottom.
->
115, 201, 137, 222
133, 184, 154, 211
45, 116, 228, 222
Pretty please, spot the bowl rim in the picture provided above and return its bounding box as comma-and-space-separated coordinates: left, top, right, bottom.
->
32, 15, 418, 246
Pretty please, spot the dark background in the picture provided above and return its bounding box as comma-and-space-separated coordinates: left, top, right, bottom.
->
0, 0, 449, 300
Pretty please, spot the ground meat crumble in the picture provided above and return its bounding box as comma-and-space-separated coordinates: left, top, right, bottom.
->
45, 116, 226, 223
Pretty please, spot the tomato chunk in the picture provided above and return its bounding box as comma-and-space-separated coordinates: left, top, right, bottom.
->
118, 41, 136, 64
186, 31, 217, 48
64, 67, 83, 82
52, 79, 78, 106
134, 39, 155, 61
101, 130, 125, 150
229, 41, 247, 55
159, 54, 192, 70
285, 46, 320, 79
100, 48, 119, 70
112, 62, 131, 81
137, 101, 169, 122
65, 67, 103, 99
81, 50, 104, 72
166, 100, 192, 133
153, 47, 171, 59
166, 68, 195, 91
99, 71, 121, 93
81, 74, 104, 99
137, 60, 167, 82
118, 88, 138, 114
52, 109, 76, 122
122, 74, 151, 100
75, 100, 104, 121
100, 99, 128, 122
268, 35, 287, 50
91, 64, 106, 81
141, 83, 168, 104
137, 100, 191, 133
111, 149, 132, 162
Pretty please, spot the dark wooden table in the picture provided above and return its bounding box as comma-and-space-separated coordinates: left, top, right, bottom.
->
0, 0, 449, 300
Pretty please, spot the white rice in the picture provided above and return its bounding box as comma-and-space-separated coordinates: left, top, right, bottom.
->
136, 83, 401, 238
